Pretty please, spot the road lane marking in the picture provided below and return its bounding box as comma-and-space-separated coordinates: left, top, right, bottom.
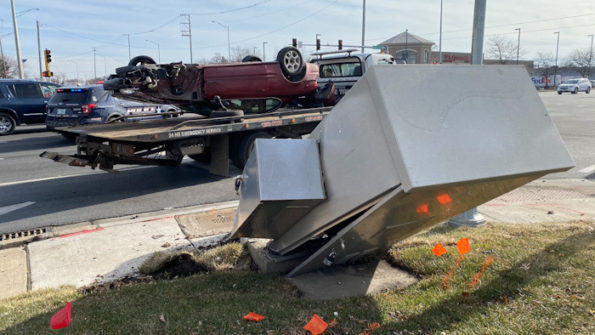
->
578, 164, 595, 174
0, 201, 35, 217
0, 157, 195, 187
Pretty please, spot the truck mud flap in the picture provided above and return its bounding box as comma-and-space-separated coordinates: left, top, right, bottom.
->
40, 151, 90, 167
209, 135, 229, 177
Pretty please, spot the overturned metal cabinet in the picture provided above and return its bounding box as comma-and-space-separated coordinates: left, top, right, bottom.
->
231, 139, 325, 239
232, 65, 574, 277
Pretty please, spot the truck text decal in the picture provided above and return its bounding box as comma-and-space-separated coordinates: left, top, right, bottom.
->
168, 128, 223, 138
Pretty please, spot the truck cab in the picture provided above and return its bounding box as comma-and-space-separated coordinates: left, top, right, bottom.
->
310, 50, 395, 99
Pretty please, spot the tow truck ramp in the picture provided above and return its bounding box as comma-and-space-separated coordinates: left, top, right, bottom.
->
231, 65, 574, 276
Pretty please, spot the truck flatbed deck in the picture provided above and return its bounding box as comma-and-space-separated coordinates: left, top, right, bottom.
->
42, 107, 330, 176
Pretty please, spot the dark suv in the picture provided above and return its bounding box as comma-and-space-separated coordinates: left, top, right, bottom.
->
46, 85, 180, 129
0, 79, 61, 135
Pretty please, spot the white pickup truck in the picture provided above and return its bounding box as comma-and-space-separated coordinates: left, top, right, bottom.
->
310, 50, 396, 100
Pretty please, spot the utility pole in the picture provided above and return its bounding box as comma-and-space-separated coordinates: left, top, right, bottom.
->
470, 0, 486, 65
180, 14, 193, 63
439, 0, 443, 63
447, 0, 487, 228
554, 32, 560, 87
0, 39, 5, 77
10, 0, 24, 79
361, 0, 366, 53
93, 48, 97, 80
263, 41, 267, 61
36, 20, 42, 79
515, 28, 521, 64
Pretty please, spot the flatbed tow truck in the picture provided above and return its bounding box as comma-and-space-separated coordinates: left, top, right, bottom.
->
41, 107, 329, 176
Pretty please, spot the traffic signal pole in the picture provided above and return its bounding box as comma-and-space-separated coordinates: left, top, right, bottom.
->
37, 20, 42, 79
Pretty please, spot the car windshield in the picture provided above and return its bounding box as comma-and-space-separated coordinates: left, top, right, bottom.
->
49, 89, 89, 104
566, 80, 579, 84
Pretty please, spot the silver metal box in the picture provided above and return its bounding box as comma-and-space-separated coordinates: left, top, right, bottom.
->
231, 139, 325, 239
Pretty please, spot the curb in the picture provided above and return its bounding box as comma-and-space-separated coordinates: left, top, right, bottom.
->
0, 201, 239, 251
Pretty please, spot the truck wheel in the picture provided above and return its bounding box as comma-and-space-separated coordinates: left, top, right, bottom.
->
128, 55, 156, 67
0, 112, 16, 136
232, 131, 272, 169
242, 55, 262, 62
277, 47, 304, 79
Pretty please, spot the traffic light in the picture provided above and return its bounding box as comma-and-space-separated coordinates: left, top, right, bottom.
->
338, 40, 343, 50
292, 38, 297, 47
44, 49, 53, 64
316, 38, 320, 51
42, 71, 53, 77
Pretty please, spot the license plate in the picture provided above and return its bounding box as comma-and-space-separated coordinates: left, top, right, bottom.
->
56, 108, 66, 115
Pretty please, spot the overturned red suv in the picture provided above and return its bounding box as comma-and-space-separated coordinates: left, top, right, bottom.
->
104, 47, 332, 116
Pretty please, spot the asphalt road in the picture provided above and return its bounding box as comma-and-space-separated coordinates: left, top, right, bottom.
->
0, 90, 593, 234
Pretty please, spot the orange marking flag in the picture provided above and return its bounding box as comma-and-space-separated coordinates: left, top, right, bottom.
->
50, 302, 72, 330
243, 312, 266, 322
432, 242, 448, 257
304, 314, 328, 335
467, 256, 495, 288
457, 237, 470, 255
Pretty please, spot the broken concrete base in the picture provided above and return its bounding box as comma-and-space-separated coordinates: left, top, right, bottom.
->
176, 207, 236, 239
0, 247, 27, 300
288, 260, 418, 300
243, 238, 309, 274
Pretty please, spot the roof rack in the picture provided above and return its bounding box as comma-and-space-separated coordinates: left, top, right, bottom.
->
310, 49, 359, 58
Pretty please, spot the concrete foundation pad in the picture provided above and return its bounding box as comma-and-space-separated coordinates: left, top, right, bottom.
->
244, 238, 309, 274
176, 207, 235, 239
28, 218, 191, 289
0, 247, 28, 300
288, 260, 418, 300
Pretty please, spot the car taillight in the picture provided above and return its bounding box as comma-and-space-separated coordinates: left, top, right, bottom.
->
81, 104, 96, 114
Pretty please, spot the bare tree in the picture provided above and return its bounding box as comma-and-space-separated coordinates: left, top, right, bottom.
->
565, 48, 591, 78
230, 46, 252, 63
534, 52, 556, 88
487, 35, 518, 64
0, 55, 19, 78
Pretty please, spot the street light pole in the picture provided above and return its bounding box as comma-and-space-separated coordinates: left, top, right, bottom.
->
554, 32, 560, 87
589, 34, 594, 77
361, 0, 366, 53
211, 21, 230, 61
263, 41, 267, 61
145, 40, 160, 63
439, 0, 443, 63
9, 0, 24, 79
515, 28, 520, 64
36, 20, 42, 79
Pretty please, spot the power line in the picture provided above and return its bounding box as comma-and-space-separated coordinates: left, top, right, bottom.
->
186, 0, 271, 16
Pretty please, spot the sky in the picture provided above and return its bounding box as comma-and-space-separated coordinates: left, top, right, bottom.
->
1, 0, 594, 80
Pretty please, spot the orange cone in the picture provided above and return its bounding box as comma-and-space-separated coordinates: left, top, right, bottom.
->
304, 314, 328, 335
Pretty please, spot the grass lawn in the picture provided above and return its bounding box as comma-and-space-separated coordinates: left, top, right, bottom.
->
0, 221, 593, 334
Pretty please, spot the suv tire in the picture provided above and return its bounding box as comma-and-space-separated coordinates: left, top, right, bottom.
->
586, 87, 591, 94
0, 112, 16, 136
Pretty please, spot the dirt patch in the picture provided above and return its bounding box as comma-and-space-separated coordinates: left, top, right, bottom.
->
150, 253, 209, 280
79, 275, 153, 294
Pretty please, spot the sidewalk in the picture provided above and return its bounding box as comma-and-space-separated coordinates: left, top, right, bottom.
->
1, 179, 593, 300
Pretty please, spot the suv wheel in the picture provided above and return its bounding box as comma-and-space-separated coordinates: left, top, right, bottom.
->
0, 113, 16, 136
572, 88, 578, 94
586, 87, 591, 94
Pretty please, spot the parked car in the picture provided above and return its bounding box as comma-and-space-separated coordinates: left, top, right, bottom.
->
103, 47, 321, 116
557, 78, 591, 94
0, 79, 61, 135
310, 50, 396, 100
45, 85, 180, 130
